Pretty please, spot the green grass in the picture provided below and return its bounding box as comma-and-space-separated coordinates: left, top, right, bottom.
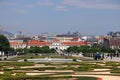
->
77, 76, 98, 80
0, 62, 34, 67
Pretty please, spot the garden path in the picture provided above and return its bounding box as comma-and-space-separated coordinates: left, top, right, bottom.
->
72, 75, 120, 80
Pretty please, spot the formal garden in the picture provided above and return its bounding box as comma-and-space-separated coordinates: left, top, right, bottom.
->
0, 54, 120, 80
0, 34, 120, 80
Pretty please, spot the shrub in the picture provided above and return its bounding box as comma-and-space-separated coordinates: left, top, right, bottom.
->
30, 57, 33, 59
4, 58, 7, 60
111, 68, 120, 73
0, 58, 2, 61
65, 57, 68, 59
73, 59, 77, 62
111, 70, 120, 73
24, 59, 27, 62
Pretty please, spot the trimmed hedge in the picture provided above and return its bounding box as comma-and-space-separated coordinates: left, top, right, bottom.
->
0, 62, 34, 66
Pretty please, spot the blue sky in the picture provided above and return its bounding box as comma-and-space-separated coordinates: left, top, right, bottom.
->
0, 0, 120, 35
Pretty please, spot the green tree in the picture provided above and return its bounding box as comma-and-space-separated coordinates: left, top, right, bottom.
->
67, 46, 79, 53
28, 46, 40, 53
28, 46, 56, 54
0, 34, 10, 54
16, 48, 25, 55
79, 46, 90, 53
41, 46, 51, 53
50, 48, 56, 53
90, 46, 101, 53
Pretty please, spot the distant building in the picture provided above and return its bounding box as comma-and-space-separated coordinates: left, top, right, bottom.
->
98, 32, 120, 49
9, 37, 32, 43
10, 39, 88, 50
9, 33, 90, 50
56, 34, 75, 42
28, 40, 51, 48
109, 38, 120, 49
71, 37, 82, 42
82, 36, 98, 46
107, 31, 120, 38
9, 37, 32, 49
102, 38, 110, 49
10, 42, 26, 49
102, 38, 120, 49
38, 36, 46, 41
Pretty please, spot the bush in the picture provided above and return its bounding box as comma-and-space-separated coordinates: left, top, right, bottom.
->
111, 68, 120, 73
4, 58, 7, 60
2, 62, 34, 66
24, 59, 27, 62
65, 57, 68, 59
74, 67, 93, 71
111, 70, 120, 73
30, 57, 33, 59
0, 58, 2, 61
73, 59, 77, 62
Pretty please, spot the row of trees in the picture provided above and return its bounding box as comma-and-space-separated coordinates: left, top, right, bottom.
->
66, 46, 120, 57
66, 46, 116, 53
15, 46, 56, 55
27, 46, 56, 53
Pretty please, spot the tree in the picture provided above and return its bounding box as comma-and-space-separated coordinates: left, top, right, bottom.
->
28, 46, 56, 54
90, 46, 101, 53
0, 34, 10, 54
50, 48, 56, 53
41, 46, 51, 53
67, 46, 79, 53
28, 46, 39, 53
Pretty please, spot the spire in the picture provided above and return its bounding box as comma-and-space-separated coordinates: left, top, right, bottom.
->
0, 25, 3, 34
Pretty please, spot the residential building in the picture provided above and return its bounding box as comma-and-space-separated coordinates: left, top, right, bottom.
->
109, 38, 120, 49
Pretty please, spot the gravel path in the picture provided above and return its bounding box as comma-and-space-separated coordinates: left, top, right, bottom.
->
72, 75, 120, 80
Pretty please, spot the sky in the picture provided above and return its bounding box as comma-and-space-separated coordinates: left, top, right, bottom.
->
0, 0, 120, 35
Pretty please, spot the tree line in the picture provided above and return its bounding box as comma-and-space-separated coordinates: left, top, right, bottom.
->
66, 46, 116, 53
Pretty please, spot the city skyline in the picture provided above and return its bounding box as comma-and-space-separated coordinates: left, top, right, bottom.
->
0, 0, 120, 35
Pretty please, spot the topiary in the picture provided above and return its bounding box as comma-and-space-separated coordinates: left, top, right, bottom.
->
24, 59, 27, 62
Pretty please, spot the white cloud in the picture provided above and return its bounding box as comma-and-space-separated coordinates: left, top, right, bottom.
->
16, 9, 27, 14
55, 6, 68, 11
62, 0, 120, 10
37, 0, 54, 6
0, 1, 16, 6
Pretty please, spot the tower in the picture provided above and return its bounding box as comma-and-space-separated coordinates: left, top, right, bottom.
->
0, 25, 3, 34
17, 30, 22, 38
